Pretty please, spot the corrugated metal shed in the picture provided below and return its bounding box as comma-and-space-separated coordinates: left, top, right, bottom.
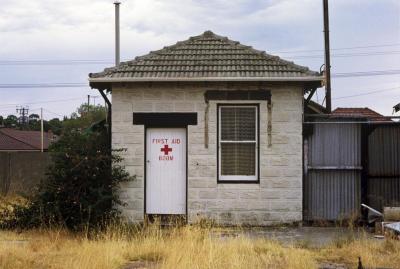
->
367, 125, 400, 211
304, 122, 362, 221
304, 170, 360, 220
368, 126, 400, 177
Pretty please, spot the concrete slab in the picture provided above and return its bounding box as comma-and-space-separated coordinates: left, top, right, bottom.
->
215, 227, 370, 248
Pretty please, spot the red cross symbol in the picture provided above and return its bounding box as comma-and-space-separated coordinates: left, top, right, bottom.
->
160, 144, 172, 155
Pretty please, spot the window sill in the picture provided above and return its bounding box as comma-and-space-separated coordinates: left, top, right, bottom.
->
217, 179, 260, 184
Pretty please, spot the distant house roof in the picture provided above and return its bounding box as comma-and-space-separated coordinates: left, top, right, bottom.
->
332, 107, 390, 122
0, 128, 53, 151
89, 30, 323, 84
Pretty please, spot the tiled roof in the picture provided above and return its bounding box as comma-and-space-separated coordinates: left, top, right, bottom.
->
0, 128, 52, 151
89, 31, 321, 82
332, 107, 391, 122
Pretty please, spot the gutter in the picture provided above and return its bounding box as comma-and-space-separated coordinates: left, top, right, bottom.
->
88, 76, 324, 83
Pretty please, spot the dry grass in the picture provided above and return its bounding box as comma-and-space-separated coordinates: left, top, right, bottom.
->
317, 235, 400, 268
0, 224, 399, 269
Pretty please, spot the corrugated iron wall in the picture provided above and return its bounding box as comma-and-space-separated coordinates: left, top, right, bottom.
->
367, 125, 400, 211
304, 123, 362, 221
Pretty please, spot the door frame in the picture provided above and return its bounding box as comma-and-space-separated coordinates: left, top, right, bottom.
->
144, 126, 188, 221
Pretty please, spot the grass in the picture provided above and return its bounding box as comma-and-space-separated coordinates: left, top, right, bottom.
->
0, 224, 399, 269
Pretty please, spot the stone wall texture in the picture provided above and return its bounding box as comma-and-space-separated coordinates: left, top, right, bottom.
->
112, 82, 303, 225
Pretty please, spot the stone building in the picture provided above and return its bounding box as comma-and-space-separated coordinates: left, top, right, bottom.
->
89, 31, 322, 225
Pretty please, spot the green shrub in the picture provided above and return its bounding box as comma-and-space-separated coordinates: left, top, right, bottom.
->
0, 126, 133, 231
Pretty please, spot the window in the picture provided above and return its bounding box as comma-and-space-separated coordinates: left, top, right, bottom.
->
218, 104, 258, 182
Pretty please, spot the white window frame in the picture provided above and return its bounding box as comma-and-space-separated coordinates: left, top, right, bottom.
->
218, 104, 258, 182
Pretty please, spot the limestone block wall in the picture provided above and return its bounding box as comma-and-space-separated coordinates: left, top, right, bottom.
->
112, 82, 303, 225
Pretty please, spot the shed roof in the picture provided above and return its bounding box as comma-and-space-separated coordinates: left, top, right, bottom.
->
89, 31, 322, 84
0, 128, 52, 151
332, 107, 391, 122
305, 100, 327, 114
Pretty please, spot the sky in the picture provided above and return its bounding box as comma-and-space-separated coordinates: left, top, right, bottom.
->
0, 0, 399, 120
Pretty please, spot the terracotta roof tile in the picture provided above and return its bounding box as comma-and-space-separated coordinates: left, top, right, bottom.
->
332, 107, 390, 122
0, 128, 53, 151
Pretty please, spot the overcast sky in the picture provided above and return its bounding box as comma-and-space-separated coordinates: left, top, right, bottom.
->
0, 0, 399, 119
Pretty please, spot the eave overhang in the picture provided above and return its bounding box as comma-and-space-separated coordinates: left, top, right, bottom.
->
89, 76, 323, 83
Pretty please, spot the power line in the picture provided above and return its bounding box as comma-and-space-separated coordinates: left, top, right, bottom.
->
1, 87, 398, 116
42, 108, 65, 117
1, 44, 400, 66
333, 86, 400, 100
0, 60, 113, 65
0, 69, 398, 90
272, 42, 400, 54
0, 83, 87, 88
1, 50, 398, 65
332, 69, 400, 78
0, 97, 84, 108
0, 69, 398, 92
286, 50, 400, 59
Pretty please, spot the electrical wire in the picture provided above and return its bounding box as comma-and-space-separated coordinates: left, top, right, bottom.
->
272, 42, 400, 54
0, 60, 113, 65
333, 86, 400, 100
2, 43, 400, 65
0, 97, 84, 107
1, 50, 398, 65
42, 108, 65, 118
286, 51, 400, 59
0, 69, 398, 90
332, 69, 400, 78
0, 83, 87, 88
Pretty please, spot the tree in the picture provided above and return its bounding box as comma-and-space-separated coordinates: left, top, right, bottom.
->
48, 118, 63, 135
4, 115, 18, 127
62, 104, 106, 132
29, 113, 40, 122
26, 113, 41, 131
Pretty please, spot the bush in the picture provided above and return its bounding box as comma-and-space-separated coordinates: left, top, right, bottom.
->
0, 126, 133, 231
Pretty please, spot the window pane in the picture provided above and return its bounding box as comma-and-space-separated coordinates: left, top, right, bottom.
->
221, 142, 256, 176
220, 107, 256, 141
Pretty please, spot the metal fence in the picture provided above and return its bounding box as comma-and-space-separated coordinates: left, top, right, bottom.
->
0, 152, 50, 195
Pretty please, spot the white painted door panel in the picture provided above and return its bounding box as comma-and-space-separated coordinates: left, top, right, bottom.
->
146, 128, 186, 214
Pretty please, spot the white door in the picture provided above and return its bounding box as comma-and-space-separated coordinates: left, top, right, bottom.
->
146, 128, 186, 214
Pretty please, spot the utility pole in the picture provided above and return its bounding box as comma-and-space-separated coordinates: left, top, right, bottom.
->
323, 0, 332, 113
16, 106, 29, 125
40, 108, 44, 153
91, 95, 100, 107
114, 1, 121, 66
87, 94, 90, 113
